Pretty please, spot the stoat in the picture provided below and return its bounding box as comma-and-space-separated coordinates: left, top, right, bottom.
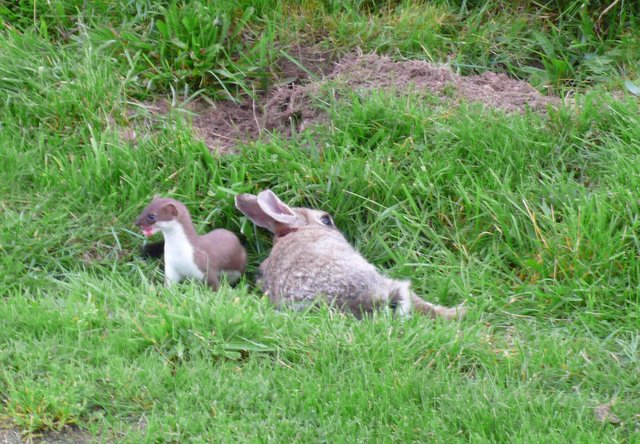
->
135, 197, 247, 290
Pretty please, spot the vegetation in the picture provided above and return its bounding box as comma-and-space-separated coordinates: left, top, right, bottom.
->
1, 0, 638, 441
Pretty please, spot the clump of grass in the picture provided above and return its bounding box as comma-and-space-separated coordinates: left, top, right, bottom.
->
121, 2, 273, 98
3, 1, 276, 99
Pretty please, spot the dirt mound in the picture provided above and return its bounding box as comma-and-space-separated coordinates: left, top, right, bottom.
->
331, 53, 558, 113
146, 52, 560, 152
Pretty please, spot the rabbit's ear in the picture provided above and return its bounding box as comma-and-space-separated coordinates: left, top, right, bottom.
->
235, 193, 274, 231
256, 190, 302, 223
235, 190, 303, 236
257, 190, 305, 237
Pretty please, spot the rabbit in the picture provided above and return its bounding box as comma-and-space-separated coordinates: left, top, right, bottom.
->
235, 189, 465, 320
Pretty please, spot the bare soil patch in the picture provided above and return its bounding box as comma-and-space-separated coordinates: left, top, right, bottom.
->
128, 52, 560, 152
0, 426, 91, 443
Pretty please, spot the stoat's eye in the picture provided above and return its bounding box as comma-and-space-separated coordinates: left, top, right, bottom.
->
147, 214, 156, 221
319, 214, 333, 226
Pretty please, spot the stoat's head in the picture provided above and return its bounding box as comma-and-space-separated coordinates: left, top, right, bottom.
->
135, 197, 183, 237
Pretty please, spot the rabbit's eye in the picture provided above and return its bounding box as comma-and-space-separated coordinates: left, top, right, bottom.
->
147, 214, 156, 221
319, 215, 333, 226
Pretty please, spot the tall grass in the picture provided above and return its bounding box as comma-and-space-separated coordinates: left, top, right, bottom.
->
4, 0, 638, 97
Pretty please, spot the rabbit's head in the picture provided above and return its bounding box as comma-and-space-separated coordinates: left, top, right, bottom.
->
235, 190, 338, 240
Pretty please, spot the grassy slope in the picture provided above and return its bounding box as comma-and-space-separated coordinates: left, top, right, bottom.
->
1, 0, 639, 441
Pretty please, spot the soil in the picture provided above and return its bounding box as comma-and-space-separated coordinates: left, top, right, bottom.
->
0, 426, 91, 443
124, 51, 560, 153
0, 414, 148, 443
275, 44, 336, 83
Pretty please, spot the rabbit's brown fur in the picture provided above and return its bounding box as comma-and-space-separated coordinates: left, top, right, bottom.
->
236, 190, 465, 319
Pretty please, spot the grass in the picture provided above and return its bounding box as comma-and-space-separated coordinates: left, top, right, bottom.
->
1, 0, 640, 441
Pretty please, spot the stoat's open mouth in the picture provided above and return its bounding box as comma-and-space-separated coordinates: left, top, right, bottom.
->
140, 225, 155, 237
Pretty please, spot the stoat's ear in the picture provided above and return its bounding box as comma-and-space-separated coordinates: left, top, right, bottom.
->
164, 203, 178, 217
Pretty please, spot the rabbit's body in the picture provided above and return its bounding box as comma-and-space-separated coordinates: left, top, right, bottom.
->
259, 225, 397, 314
236, 190, 465, 320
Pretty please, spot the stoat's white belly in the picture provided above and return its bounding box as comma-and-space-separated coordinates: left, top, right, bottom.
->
157, 220, 204, 283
